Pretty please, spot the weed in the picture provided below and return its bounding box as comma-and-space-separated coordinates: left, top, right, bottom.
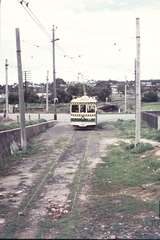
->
126, 142, 153, 153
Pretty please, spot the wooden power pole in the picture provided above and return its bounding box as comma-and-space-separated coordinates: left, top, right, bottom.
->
135, 18, 141, 145
16, 28, 27, 150
5, 58, 9, 118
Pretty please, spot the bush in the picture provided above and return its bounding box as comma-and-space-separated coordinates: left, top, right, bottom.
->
142, 91, 158, 102
126, 142, 153, 154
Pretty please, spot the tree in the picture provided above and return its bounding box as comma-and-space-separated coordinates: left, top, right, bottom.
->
66, 83, 83, 97
9, 92, 19, 104
55, 88, 72, 103
142, 91, 158, 102
24, 83, 40, 103
94, 81, 112, 102
25, 91, 40, 103
96, 87, 111, 102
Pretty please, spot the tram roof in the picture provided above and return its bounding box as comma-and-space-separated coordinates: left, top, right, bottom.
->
71, 95, 97, 103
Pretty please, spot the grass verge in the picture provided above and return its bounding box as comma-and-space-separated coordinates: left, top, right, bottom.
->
0, 118, 47, 131
114, 119, 160, 141
92, 143, 160, 191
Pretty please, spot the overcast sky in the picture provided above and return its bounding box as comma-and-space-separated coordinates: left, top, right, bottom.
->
1, 0, 160, 84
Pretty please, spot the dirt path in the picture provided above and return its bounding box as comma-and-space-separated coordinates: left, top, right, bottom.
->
0, 122, 111, 239
0, 123, 74, 238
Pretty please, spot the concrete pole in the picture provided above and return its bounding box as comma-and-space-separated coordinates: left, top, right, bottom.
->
52, 25, 57, 120
0, 0, 2, 101
16, 28, 27, 150
5, 58, 9, 118
46, 70, 49, 112
124, 76, 127, 113
134, 58, 136, 112
135, 18, 141, 145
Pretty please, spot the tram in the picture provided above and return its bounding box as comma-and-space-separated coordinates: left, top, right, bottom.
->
70, 95, 97, 127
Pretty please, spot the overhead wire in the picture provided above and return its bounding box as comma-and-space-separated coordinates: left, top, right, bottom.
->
17, 0, 90, 82
17, 0, 51, 40
25, 2, 51, 39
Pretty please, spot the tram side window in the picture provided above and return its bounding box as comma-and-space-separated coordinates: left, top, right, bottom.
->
87, 105, 95, 113
80, 104, 86, 113
72, 105, 79, 113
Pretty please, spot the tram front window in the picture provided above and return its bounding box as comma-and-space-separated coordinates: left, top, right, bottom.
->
87, 105, 95, 113
72, 105, 79, 113
80, 104, 86, 113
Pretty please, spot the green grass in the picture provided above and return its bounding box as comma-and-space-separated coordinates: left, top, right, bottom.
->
114, 119, 135, 138
142, 102, 160, 111
0, 119, 47, 131
0, 122, 19, 131
114, 119, 160, 141
26, 103, 70, 113
83, 142, 160, 238
142, 126, 160, 141
92, 143, 160, 191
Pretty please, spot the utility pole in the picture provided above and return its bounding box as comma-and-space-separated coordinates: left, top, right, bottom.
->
135, 18, 141, 145
46, 70, 49, 112
0, 1, 2, 100
16, 28, 27, 150
134, 58, 136, 112
124, 76, 127, 113
5, 59, 9, 118
52, 25, 59, 120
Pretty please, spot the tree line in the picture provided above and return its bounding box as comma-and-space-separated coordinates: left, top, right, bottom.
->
0, 78, 159, 104
0, 79, 112, 104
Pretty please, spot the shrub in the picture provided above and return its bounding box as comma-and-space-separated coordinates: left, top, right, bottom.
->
142, 91, 158, 102
126, 142, 153, 154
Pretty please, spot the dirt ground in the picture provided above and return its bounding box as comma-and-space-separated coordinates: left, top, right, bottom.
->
0, 122, 160, 239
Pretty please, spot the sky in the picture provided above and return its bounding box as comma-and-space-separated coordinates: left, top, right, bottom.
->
1, 0, 160, 84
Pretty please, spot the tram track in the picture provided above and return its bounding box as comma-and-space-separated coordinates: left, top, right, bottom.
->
36, 130, 93, 239
70, 133, 90, 211
34, 129, 92, 239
